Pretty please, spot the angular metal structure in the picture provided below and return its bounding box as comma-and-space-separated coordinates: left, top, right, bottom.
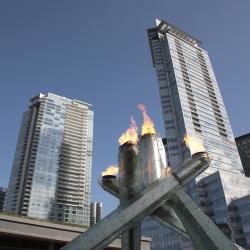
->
62, 152, 210, 250
100, 174, 189, 239
62, 135, 243, 250
170, 190, 242, 250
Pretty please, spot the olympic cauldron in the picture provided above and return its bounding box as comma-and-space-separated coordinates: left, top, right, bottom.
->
62, 108, 242, 250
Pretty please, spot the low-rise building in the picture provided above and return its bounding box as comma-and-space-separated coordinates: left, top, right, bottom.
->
0, 213, 151, 250
229, 195, 250, 249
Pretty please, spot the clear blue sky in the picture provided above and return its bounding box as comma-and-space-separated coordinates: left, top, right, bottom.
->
0, 0, 249, 215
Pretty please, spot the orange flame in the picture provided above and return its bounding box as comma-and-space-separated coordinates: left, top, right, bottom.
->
162, 167, 172, 176
137, 104, 156, 135
184, 135, 205, 155
102, 165, 119, 176
118, 116, 139, 145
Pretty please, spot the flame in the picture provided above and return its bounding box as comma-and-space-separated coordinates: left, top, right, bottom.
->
137, 104, 156, 135
118, 116, 139, 145
184, 135, 205, 155
162, 167, 172, 176
102, 165, 119, 176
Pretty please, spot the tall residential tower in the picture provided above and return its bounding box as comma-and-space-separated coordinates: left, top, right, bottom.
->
142, 19, 250, 250
5, 93, 93, 226
90, 202, 102, 226
148, 19, 243, 175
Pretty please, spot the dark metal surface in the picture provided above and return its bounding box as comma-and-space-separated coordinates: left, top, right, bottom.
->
118, 142, 141, 250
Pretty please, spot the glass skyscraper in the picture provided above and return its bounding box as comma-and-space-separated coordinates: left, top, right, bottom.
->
142, 19, 250, 250
5, 93, 93, 226
148, 19, 242, 174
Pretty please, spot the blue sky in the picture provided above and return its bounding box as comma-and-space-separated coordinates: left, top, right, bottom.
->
0, 0, 250, 215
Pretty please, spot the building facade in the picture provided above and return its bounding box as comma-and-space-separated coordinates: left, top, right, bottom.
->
198, 171, 250, 246
229, 195, 250, 249
148, 19, 242, 174
5, 93, 94, 226
90, 202, 102, 226
142, 217, 185, 250
143, 19, 249, 250
235, 133, 250, 177
0, 187, 7, 212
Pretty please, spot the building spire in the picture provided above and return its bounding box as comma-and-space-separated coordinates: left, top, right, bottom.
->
155, 18, 161, 27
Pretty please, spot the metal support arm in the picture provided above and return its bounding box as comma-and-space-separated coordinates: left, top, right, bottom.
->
170, 190, 243, 250
100, 177, 190, 239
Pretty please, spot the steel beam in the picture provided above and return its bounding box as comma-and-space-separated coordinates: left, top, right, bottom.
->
170, 190, 243, 250
152, 204, 189, 239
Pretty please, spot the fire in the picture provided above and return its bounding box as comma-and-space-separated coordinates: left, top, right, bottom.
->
184, 135, 205, 155
162, 167, 172, 176
137, 104, 156, 135
102, 165, 119, 177
118, 116, 139, 145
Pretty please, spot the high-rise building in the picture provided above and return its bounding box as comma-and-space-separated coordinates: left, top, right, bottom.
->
5, 93, 94, 226
0, 187, 7, 212
235, 133, 250, 177
90, 202, 102, 226
143, 19, 249, 250
148, 19, 242, 174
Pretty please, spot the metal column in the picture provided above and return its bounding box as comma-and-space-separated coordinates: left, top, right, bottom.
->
118, 142, 141, 250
